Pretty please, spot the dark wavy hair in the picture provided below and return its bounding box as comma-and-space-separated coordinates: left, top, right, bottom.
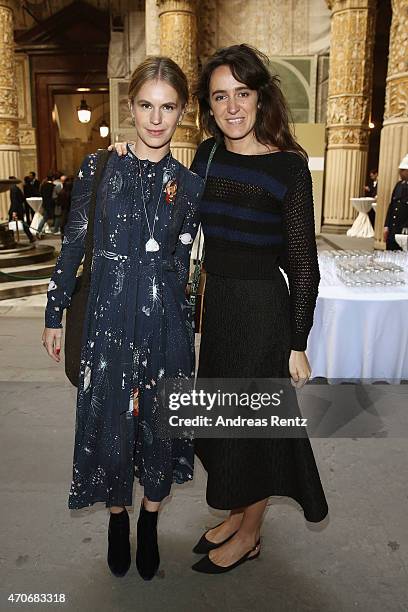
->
194, 44, 307, 160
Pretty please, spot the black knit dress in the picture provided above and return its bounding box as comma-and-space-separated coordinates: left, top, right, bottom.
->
190, 138, 328, 523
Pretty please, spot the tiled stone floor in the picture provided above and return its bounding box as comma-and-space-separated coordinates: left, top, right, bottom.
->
1, 232, 407, 611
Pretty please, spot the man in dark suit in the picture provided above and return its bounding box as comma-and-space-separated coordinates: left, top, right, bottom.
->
364, 169, 378, 229
8, 177, 35, 243
28, 171, 40, 196
383, 155, 408, 250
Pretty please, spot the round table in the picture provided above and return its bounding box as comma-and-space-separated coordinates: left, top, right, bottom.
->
26, 197, 50, 234
395, 234, 408, 251
347, 197, 376, 238
306, 254, 408, 382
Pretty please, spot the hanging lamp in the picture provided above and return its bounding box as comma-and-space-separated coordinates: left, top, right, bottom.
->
99, 95, 109, 137
77, 98, 92, 123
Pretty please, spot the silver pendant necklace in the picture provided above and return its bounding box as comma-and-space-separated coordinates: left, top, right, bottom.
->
137, 151, 172, 252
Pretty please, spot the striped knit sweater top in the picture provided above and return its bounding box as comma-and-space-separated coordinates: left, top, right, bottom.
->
190, 137, 320, 352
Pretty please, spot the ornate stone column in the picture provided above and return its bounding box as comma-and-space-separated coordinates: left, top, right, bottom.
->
322, 0, 376, 232
145, 0, 160, 57
0, 0, 20, 221
157, 0, 199, 166
374, 0, 408, 249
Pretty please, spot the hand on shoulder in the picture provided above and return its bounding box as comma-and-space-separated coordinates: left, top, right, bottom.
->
107, 141, 135, 157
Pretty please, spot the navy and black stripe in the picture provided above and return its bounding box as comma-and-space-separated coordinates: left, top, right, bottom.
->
190, 137, 320, 352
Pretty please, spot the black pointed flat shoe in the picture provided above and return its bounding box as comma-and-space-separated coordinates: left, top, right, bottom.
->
192, 522, 239, 554
191, 539, 261, 574
107, 508, 131, 577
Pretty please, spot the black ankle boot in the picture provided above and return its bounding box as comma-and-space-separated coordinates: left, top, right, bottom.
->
107, 508, 131, 577
136, 501, 160, 580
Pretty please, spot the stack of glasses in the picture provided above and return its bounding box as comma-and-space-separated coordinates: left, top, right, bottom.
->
318, 250, 406, 287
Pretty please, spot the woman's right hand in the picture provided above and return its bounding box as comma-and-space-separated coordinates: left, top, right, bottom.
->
42, 327, 62, 363
288, 350, 311, 389
107, 141, 133, 157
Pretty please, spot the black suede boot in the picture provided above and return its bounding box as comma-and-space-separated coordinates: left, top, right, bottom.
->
135, 501, 160, 580
107, 508, 131, 577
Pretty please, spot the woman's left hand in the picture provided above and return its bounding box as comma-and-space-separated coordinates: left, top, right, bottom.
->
107, 141, 134, 156
288, 350, 311, 389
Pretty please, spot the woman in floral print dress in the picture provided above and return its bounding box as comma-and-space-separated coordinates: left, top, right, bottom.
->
42, 57, 204, 581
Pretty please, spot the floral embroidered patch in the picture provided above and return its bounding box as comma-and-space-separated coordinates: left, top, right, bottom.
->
164, 179, 178, 204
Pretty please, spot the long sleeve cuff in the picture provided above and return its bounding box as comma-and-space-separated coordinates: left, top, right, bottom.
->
45, 308, 63, 329
290, 331, 308, 352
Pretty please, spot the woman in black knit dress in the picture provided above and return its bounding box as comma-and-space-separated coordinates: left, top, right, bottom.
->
189, 44, 328, 573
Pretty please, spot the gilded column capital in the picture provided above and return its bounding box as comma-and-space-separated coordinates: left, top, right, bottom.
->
0, 1, 18, 12
326, 0, 376, 12
157, 0, 198, 18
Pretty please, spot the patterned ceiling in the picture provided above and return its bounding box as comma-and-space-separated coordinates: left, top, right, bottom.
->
14, 0, 142, 30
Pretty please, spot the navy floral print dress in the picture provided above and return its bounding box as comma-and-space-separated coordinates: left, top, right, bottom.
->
45, 147, 204, 509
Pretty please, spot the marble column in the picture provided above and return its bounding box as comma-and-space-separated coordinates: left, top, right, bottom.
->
0, 0, 20, 221
322, 0, 376, 232
157, 0, 199, 166
145, 0, 160, 57
374, 0, 408, 249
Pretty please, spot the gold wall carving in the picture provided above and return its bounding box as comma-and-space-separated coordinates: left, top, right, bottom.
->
18, 128, 36, 147
216, 0, 330, 57
0, 118, 19, 146
328, 127, 370, 147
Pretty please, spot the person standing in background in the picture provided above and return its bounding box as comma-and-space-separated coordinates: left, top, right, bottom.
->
28, 171, 40, 196
8, 177, 35, 243
53, 172, 65, 198
56, 176, 73, 241
364, 169, 378, 229
23, 176, 35, 225
383, 156, 408, 250
36, 174, 56, 237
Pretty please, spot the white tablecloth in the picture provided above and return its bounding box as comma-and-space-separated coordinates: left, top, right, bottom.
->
306, 254, 408, 382
395, 234, 408, 251
26, 197, 43, 213
347, 198, 375, 238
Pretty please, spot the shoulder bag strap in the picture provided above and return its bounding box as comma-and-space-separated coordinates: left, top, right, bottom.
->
81, 148, 110, 288
196, 140, 218, 264
189, 141, 218, 305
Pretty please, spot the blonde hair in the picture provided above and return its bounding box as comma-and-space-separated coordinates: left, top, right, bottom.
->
128, 56, 189, 107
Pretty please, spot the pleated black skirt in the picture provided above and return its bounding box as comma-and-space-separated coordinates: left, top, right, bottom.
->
195, 268, 329, 523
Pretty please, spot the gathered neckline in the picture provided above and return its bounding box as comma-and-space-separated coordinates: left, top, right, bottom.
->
126, 143, 171, 165
220, 140, 288, 157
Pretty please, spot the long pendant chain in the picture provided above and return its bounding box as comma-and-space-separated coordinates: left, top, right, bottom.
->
138, 152, 172, 252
